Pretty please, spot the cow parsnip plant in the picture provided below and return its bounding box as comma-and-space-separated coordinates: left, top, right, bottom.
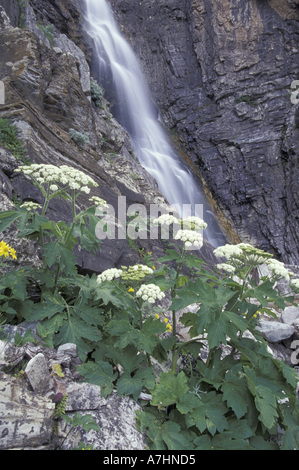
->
0, 164, 104, 349
0, 163, 299, 450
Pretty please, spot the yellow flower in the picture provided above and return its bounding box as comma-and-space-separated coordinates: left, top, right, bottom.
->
166, 323, 172, 332
155, 313, 160, 319
0, 241, 17, 260
9, 248, 17, 260
0, 241, 10, 258
128, 287, 135, 293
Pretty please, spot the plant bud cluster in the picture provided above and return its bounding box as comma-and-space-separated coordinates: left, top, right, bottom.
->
120, 264, 154, 282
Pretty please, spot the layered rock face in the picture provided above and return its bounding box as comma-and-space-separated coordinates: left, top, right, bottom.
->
110, 0, 299, 264
0, 0, 177, 273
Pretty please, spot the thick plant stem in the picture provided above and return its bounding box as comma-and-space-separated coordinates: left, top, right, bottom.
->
170, 249, 185, 374
71, 189, 76, 219
172, 345, 179, 375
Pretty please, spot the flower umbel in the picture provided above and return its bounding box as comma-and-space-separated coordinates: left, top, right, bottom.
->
153, 214, 179, 226
174, 229, 203, 249
266, 258, 292, 281
135, 283, 165, 304
15, 164, 99, 196
96, 268, 123, 284
214, 243, 294, 281
181, 216, 208, 231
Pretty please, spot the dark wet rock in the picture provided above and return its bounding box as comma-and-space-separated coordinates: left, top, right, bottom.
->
110, 0, 299, 264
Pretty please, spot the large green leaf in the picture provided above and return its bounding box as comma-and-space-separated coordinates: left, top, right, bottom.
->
221, 379, 249, 419
55, 311, 101, 360
248, 279, 292, 310
42, 241, 77, 276
196, 349, 237, 389
77, 360, 117, 398
104, 318, 162, 354
185, 391, 229, 436
26, 292, 65, 321
0, 269, 29, 302
151, 371, 189, 408
280, 406, 299, 450
103, 344, 146, 374
243, 366, 279, 430
136, 409, 194, 450
117, 367, 155, 400
0, 210, 23, 232
94, 281, 134, 309
194, 433, 252, 450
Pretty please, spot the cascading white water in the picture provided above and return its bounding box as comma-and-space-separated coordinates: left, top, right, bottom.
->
84, 0, 226, 247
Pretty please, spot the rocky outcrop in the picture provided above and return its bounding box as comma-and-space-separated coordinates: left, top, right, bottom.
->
0, 1, 178, 273
0, 337, 146, 450
110, 0, 299, 264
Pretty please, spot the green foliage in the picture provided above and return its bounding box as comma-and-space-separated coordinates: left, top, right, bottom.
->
236, 94, 258, 107
0, 118, 27, 161
53, 394, 69, 420
69, 128, 90, 148
90, 78, 105, 107
37, 23, 55, 46
1, 164, 299, 450
17, 0, 29, 28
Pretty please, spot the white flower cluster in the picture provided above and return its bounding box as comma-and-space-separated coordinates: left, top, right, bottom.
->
174, 229, 203, 249
214, 243, 294, 281
290, 279, 299, 289
96, 268, 122, 284
265, 259, 292, 281
15, 164, 98, 194
153, 214, 179, 226
216, 263, 236, 274
136, 283, 165, 303
213, 244, 244, 260
214, 243, 274, 264
182, 216, 208, 230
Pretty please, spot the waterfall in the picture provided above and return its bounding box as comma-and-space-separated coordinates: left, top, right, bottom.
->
84, 0, 226, 247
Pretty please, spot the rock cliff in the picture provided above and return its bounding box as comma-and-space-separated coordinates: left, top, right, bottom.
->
0, 0, 182, 274
110, 0, 299, 264
0, 2, 299, 450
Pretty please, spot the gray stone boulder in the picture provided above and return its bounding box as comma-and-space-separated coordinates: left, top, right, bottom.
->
58, 384, 146, 450
256, 320, 295, 343
0, 372, 55, 450
282, 306, 299, 327
0, 338, 146, 450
